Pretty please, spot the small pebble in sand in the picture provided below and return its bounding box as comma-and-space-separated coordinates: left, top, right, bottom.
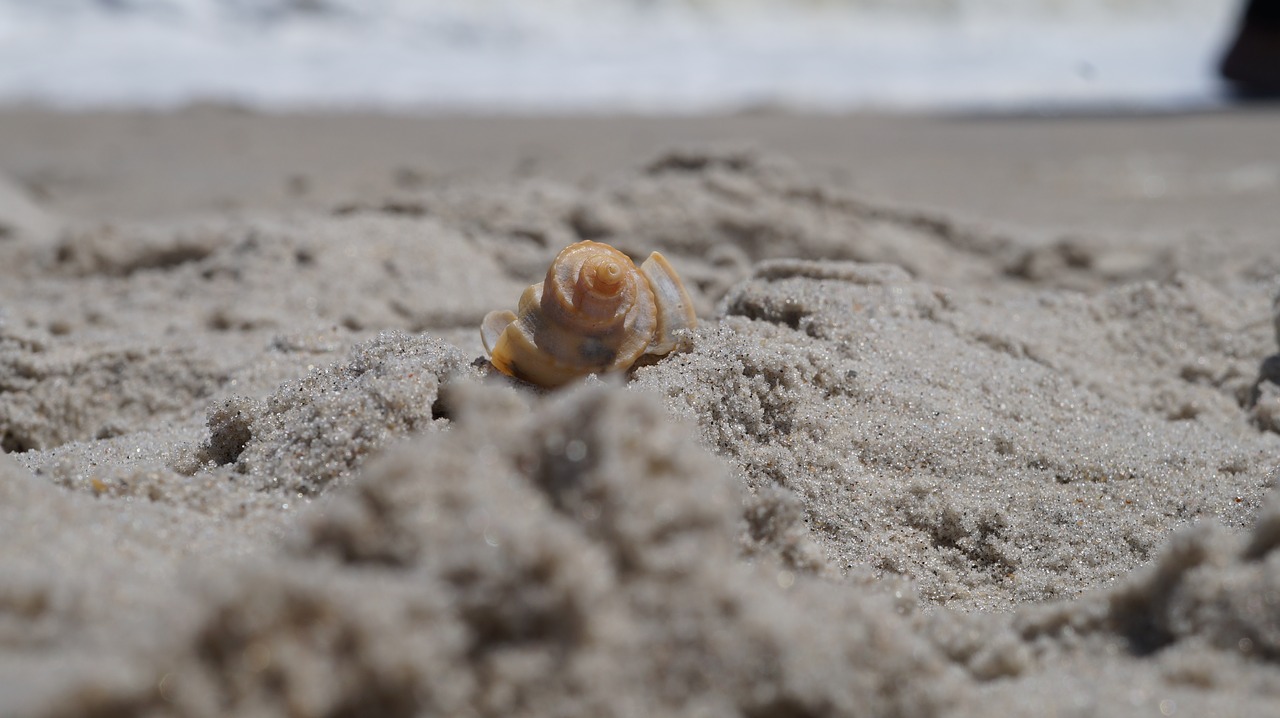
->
481, 240, 695, 387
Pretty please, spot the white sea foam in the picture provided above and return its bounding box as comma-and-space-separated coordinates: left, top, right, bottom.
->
0, 0, 1243, 113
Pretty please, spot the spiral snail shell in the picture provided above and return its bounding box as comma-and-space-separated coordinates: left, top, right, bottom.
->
481, 240, 696, 387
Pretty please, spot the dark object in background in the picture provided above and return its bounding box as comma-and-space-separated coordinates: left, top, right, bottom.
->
1221, 0, 1280, 97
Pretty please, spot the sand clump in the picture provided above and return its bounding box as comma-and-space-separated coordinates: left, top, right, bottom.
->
2, 145, 1280, 716
195, 332, 469, 496
634, 259, 1276, 609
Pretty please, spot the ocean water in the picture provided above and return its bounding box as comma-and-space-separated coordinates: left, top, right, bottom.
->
0, 0, 1244, 113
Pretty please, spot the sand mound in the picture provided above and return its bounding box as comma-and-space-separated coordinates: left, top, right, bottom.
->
634, 258, 1276, 610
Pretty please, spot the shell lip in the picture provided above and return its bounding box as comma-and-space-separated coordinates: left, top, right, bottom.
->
640, 251, 697, 356
481, 310, 517, 357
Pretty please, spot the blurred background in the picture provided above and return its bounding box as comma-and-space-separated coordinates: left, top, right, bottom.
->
0, 0, 1248, 114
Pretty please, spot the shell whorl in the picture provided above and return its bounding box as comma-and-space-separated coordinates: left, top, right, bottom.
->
543, 241, 639, 331
482, 240, 695, 387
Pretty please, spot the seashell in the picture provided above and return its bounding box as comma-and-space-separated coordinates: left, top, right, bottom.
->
481, 240, 696, 387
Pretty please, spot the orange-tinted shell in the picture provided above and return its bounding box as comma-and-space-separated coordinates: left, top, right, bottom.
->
481, 240, 695, 387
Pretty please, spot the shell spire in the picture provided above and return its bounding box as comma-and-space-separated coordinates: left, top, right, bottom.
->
481, 240, 696, 387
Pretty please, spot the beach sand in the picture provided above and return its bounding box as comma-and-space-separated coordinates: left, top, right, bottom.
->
2, 106, 1279, 716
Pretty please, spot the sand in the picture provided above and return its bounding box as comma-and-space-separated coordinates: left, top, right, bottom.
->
1, 107, 1280, 716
